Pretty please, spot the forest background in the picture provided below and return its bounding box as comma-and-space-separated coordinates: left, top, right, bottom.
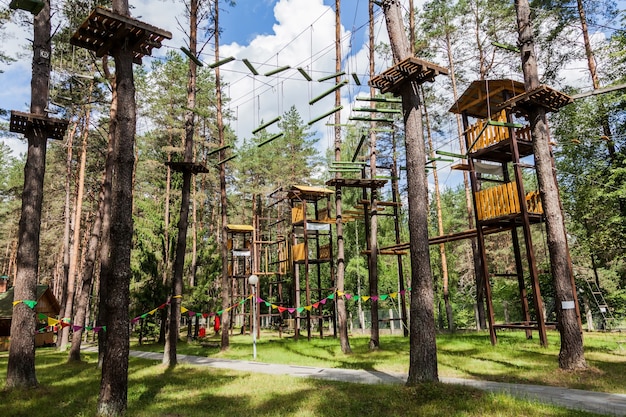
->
0, 0, 625, 338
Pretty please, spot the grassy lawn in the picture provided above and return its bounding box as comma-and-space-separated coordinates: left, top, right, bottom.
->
0, 347, 606, 417
133, 329, 626, 393
0, 330, 623, 416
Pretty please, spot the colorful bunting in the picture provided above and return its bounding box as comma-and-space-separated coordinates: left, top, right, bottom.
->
13, 300, 38, 309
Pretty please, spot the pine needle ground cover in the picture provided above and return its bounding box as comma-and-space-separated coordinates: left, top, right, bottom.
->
0, 347, 605, 417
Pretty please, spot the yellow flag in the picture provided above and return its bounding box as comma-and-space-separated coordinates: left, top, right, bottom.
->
362, 296, 370, 302
181, 307, 188, 313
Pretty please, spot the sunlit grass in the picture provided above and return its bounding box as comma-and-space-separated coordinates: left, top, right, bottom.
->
0, 347, 606, 417
133, 329, 626, 393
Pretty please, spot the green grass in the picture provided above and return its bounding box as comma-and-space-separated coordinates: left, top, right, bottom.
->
0, 347, 606, 417
1, 330, 623, 416
133, 329, 626, 393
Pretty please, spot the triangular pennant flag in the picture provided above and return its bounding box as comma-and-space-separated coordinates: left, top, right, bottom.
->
304, 306, 312, 311
38, 313, 47, 320
265, 301, 271, 307
312, 302, 320, 308
187, 311, 195, 317
389, 292, 398, 299
181, 307, 188, 313
86, 326, 93, 331
361, 296, 370, 302
72, 325, 83, 331
131, 317, 140, 324
196, 313, 202, 317
327, 293, 335, 300
172, 295, 183, 299
371, 296, 379, 302
148, 309, 158, 315
336, 291, 344, 297
319, 299, 327, 305
141, 313, 148, 319
380, 294, 388, 301
60, 321, 71, 329
93, 326, 102, 333
256, 297, 263, 303
345, 293, 353, 300
399, 290, 406, 296
47, 317, 59, 326
12, 300, 21, 306
217, 310, 223, 315
297, 307, 305, 313
202, 313, 209, 318
158, 303, 167, 309
277, 307, 287, 313
352, 295, 359, 300
287, 308, 296, 314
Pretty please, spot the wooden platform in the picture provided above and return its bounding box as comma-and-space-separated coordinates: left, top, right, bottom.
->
326, 178, 388, 189
70, 7, 172, 64
9, 110, 68, 140
497, 85, 573, 116
165, 161, 209, 174
369, 57, 448, 95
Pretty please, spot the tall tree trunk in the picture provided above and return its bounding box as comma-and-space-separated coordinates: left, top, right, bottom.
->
164, 0, 199, 368
61, 101, 92, 350
334, 0, 351, 354
367, 0, 379, 351
423, 87, 454, 331
215, 0, 231, 351
381, 0, 438, 384
69, 168, 107, 362
57, 120, 78, 331
97, 0, 135, 414
514, 0, 586, 370
97, 56, 115, 369
6, 0, 51, 389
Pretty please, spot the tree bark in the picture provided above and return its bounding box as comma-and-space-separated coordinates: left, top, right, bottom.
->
334, 0, 351, 354
61, 101, 92, 350
381, 0, 438, 384
6, 0, 51, 389
514, 0, 586, 370
69, 169, 106, 362
96, 1, 135, 414
164, 0, 199, 368
214, 0, 231, 351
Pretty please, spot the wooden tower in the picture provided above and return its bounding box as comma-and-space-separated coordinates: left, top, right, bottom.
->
449, 79, 574, 346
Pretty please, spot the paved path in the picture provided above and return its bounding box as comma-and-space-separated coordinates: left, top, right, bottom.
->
129, 350, 626, 416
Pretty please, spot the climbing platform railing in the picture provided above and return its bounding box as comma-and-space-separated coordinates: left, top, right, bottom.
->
466, 110, 510, 152
475, 182, 543, 221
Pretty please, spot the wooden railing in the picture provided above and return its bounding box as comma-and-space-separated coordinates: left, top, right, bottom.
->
467, 110, 509, 152
466, 111, 531, 153
476, 182, 543, 221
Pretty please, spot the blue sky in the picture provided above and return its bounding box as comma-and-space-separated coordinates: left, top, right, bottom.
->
1, 0, 624, 190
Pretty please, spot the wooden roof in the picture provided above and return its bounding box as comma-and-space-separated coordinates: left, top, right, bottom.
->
449, 79, 526, 119
498, 85, 573, 116
0, 285, 60, 319
70, 7, 172, 64
287, 185, 334, 201
10, 110, 69, 140
226, 224, 254, 233
369, 57, 448, 95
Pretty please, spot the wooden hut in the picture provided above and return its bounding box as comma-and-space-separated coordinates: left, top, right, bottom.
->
0, 284, 61, 350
